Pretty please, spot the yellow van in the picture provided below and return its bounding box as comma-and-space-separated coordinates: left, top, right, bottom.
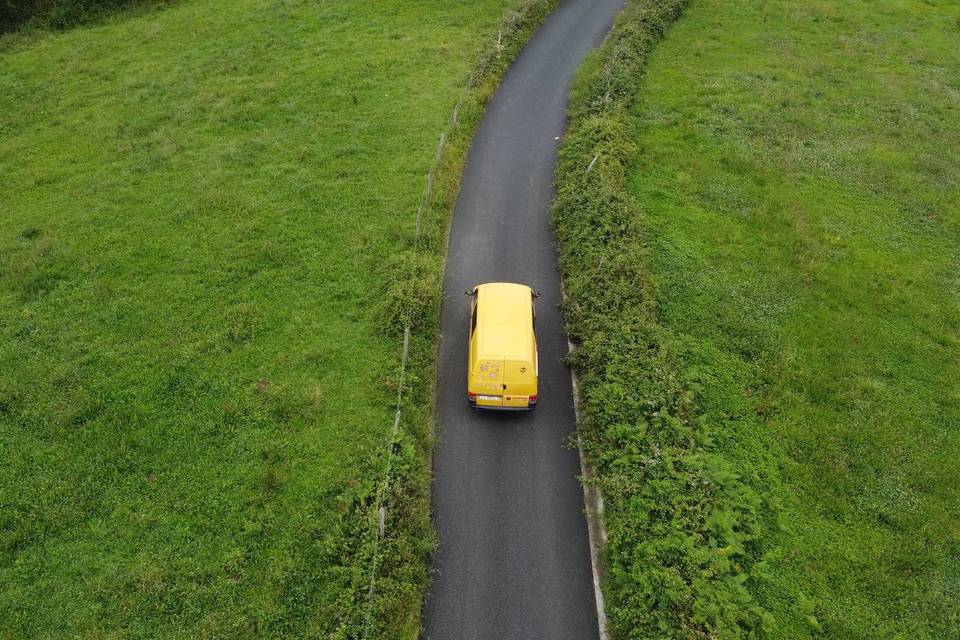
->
466, 282, 539, 410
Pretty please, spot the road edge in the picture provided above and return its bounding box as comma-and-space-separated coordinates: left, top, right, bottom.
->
568, 335, 610, 640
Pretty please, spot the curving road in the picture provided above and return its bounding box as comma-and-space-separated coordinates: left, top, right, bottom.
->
422, 1, 625, 638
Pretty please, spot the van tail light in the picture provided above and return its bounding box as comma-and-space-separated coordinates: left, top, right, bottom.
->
528, 394, 537, 404
468, 391, 477, 401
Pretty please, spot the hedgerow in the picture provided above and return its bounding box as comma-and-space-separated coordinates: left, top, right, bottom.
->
553, 0, 779, 637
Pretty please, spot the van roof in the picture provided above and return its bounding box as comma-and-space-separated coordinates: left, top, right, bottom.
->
475, 282, 534, 360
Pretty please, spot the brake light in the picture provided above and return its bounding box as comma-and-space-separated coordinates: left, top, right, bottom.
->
528, 394, 537, 404
468, 391, 477, 400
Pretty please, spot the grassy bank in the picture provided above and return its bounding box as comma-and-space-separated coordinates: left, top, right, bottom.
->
556, 0, 960, 637
0, 1, 525, 637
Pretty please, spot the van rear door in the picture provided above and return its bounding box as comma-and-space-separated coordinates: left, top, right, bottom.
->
503, 359, 534, 408
475, 359, 504, 407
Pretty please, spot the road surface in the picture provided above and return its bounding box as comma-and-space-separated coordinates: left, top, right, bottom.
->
422, 1, 625, 638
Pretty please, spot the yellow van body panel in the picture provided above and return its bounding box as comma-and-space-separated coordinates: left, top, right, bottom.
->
467, 283, 538, 410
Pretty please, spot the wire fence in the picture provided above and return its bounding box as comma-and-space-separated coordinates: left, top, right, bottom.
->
360, 59, 482, 640
357, 4, 559, 633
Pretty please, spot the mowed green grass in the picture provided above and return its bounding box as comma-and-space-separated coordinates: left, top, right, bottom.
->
0, 0, 512, 636
629, 0, 959, 636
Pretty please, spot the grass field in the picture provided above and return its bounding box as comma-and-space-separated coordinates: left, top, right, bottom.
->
558, 0, 959, 637
632, 0, 960, 635
0, 0, 517, 636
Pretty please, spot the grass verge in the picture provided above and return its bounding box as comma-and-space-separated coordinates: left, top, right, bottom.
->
555, 0, 960, 638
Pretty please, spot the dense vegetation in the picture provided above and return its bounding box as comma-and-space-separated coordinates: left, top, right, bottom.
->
555, 0, 959, 637
0, 0, 157, 32
0, 0, 535, 636
555, 1, 771, 636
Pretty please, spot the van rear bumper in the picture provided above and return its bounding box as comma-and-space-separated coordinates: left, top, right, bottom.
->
468, 396, 536, 411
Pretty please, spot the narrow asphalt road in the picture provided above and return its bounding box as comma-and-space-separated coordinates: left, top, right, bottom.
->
422, 1, 625, 638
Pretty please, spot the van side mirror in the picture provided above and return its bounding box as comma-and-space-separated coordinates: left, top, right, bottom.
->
533, 291, 542, 299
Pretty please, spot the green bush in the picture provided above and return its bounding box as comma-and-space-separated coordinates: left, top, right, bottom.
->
553, 0, 778, 637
